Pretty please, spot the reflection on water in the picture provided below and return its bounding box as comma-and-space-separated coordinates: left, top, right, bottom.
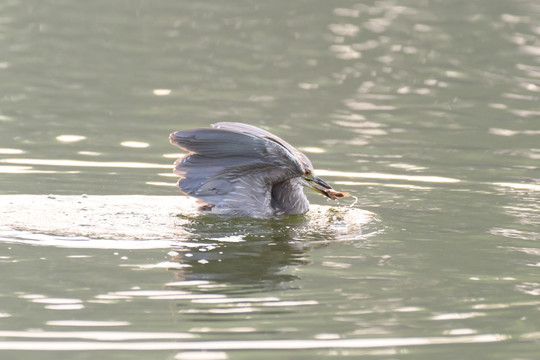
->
168, 232, 309, 288
0, 194, 379, 297
0, 195, 378, 241
0, 158, 170, 169
56, 135, 86, 143
0, 333, 510, 351
0, 0, 539, 358
317, 169, 460, 183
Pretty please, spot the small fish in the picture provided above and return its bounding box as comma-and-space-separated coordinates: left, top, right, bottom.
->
323, 188, 350, 200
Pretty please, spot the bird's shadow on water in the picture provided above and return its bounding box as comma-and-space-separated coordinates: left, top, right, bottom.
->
167, 206, 381, 292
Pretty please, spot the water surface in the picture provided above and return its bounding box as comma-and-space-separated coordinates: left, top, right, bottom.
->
1, 1, 539, 359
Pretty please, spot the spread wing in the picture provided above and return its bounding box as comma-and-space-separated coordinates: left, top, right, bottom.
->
169, 127, 304, 212
212, 122, 313, 170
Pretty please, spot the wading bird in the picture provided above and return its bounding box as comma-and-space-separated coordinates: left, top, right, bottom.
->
169, 122, 347, 218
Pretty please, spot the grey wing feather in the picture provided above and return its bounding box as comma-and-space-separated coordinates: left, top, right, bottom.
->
211, 122, 278, 140
169, 127, 303, 212
170, 128, 267, 158
212, 122, 313, 169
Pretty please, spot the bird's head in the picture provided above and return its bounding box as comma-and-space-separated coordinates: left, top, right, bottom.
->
301, 168, 348, 200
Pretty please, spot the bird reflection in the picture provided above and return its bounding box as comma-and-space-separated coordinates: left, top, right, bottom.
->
167, 215, 313, 291
163, 201, 378, 294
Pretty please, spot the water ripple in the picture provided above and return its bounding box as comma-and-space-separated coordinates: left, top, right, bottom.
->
0, 158, 170, 169
0, 334, 510, 351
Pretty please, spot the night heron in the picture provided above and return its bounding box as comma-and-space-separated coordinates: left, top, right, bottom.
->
169, 122, 347, 218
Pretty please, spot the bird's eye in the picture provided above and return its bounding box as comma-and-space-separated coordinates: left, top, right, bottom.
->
304, 169, 311, 176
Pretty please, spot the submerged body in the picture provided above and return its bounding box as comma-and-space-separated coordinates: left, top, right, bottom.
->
169, 122, 347, 218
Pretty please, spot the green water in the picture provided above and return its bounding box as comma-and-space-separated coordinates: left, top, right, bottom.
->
1, 1, 539, 359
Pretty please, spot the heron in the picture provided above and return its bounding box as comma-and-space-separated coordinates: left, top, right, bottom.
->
169, 122, 347, 218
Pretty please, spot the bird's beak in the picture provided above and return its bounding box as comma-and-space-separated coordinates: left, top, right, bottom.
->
304, 173, 349, 200
304, 174, 334, 198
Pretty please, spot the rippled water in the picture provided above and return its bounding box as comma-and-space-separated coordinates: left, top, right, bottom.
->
1, 1, 539, 359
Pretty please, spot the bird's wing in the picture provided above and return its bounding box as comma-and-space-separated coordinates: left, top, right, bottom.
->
212, 122, 313, 170
169, 128, 304, 211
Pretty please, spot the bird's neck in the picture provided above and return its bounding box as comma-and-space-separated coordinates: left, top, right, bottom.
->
271, 177, 309, 215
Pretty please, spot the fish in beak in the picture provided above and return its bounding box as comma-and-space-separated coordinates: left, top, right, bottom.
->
303, 173, 349, 200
